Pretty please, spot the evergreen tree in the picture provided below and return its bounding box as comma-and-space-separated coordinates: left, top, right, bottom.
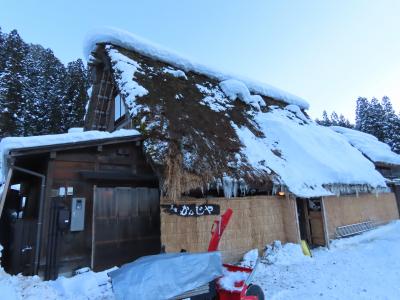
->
365, 97, 385, 141
330, 112, 339, 126
381, 96, 400, 153
0, 30, 28, 136
63, 59, 88, 130
338, 114, 352, 128
0, 28, 89, 137
316, 110, 331, 126
316, 110, 353, 128
0, 27, 6, 72
355, 97, 369, 130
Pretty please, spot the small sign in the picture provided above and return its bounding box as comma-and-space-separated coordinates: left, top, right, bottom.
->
161, 204, 220, 217
67, 187, 74, 196
59, 187, 66, 196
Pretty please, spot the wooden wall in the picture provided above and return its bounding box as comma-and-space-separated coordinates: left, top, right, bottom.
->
40, 140, 157, 274
160, 195, 300, 263
323, 192, 399, 239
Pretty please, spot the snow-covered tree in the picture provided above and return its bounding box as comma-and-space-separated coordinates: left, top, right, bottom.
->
0, 30, 28, 136
0, 28, 89, 137
316, 110, 353, 128
381, 96, 400, 154
355, 97, 369, 130
63, 59, 89, 130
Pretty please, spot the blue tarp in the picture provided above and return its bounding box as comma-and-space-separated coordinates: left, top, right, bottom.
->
109, 251, 223, 300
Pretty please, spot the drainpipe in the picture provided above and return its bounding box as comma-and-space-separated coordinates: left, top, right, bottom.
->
12, 166, 46, 275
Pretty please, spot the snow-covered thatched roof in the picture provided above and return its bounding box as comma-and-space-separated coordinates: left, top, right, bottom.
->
84, 27, 310, 110
84, 28, 388, 199
331, 126, 400, 166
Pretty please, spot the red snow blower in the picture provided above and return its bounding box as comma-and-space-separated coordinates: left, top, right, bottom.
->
208, 208, 265, 300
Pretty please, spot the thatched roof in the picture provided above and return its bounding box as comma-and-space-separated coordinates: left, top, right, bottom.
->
85, 28, 388, 200
331, 126, 400, 167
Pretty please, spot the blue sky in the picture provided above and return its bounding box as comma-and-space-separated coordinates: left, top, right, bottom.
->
1, 0, 399, 120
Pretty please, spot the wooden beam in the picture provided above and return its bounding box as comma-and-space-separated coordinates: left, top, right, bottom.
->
321, 197, 330, 248
0, 168, 13, 218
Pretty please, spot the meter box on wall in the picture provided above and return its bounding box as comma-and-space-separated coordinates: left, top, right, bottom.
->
70, 197, 85, 231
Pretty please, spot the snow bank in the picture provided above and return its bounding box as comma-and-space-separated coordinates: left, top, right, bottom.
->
240, 248, 259, 268
49, 268, 116, 299
263, 241, 311, 266
0, 129, 140, 187
233, 106, 388, 197
254, 221, 400, 299
331, 126, 400, 166
84, 27, 310, 109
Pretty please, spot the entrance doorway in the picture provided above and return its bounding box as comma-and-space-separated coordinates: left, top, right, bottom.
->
91, 187, 161, 271
394, 185, 400, 216
296, 198, 326, 247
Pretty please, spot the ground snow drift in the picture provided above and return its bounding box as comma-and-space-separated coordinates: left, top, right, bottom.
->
254, 221, 400, 299
1, 222, 400, 299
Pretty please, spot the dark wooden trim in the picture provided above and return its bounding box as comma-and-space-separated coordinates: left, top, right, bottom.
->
79, 171, 157, 182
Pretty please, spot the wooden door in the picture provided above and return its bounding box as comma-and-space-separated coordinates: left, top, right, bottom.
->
394, 185, 400, 216
92, 187, 160, 271
308, 210, 325, 246
297, 198, 326, 247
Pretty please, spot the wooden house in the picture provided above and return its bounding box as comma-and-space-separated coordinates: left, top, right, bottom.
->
0, 130, 161, 279
0, 28, 399, 279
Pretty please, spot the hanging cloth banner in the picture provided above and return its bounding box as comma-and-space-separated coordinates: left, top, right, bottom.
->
161, 203, 220, 217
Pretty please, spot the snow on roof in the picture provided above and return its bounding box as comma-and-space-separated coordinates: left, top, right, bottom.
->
331, 126, 400, 166
0, 129, 140, 187
84, 27, 310, 110
233, 107, 387, 197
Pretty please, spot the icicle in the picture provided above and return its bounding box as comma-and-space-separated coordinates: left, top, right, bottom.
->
232, 179, 238, 197
272, 184, 278, 196
239, 179, 248, 196
223, 176, 233, 198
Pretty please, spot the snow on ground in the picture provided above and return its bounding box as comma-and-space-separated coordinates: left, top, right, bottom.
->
253, 221, 400, 300
0, 266, 115, 300
1, 222, 400, 299
331, 126, 400, 166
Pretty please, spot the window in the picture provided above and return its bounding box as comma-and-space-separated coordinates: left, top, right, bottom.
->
114, 94, 126, 121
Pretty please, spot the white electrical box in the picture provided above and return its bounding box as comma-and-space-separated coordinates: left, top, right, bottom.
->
70, 197, 85, 231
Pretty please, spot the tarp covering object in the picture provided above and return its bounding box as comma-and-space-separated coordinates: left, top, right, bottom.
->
109, 251, 223, 300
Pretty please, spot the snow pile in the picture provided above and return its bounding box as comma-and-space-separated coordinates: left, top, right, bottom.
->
107, 46, 149, 116
0, 268, 115, 300
196, 83, 233, 112
218, 267, 249, 292
253, 221, 400, 299
331, 126, 400, 166
219, 79, 265, 111
0, 129, 140, 188
233, 106, 388, 197
162, 67, 187, 79
84, 27, 309, 109
49, 268, 116, 299
240, 248, 259, 268
263, 241, 311, 266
